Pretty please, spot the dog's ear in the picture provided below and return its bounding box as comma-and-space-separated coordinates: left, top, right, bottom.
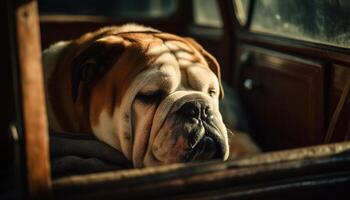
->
71, 36, 126, 102
184, 37, 224, 99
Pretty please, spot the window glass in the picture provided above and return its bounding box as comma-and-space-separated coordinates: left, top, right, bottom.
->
193, 0, 223, 28
232, 0, 250, 26
251, 0, 350, 48
38, 0, 176, 18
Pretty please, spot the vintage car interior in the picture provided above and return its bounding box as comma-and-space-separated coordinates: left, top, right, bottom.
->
1, 0, 350, 199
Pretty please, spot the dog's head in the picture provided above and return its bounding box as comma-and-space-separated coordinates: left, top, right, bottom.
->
45, 24, 229, 167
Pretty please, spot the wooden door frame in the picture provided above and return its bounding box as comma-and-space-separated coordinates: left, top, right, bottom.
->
8, 0, 52, 199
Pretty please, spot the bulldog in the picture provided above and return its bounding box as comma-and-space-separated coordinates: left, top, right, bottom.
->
43, 24, 259, 168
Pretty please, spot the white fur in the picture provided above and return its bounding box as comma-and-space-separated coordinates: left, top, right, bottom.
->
147, 43, 169, 55
92, 109, 121, 150
113, 23, 160, 34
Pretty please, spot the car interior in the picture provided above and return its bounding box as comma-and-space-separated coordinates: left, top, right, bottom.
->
1, 0, 350, 199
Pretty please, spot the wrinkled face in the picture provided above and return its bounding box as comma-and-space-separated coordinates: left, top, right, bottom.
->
90, 35, 229, 167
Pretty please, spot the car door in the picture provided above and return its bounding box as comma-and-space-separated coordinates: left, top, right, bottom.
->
227, 0, 350, 151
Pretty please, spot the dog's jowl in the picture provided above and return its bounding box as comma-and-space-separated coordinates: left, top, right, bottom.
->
43, 24, 260, 168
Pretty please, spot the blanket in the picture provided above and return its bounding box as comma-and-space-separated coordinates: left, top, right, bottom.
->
50, 131, 132, 178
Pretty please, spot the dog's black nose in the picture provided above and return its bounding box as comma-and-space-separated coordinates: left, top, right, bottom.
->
179, 102, 212, 120
179, 101, 201, 119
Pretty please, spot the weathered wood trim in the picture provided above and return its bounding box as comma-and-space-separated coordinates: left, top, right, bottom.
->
15, 0, 51, 198
53, 142, 350, 199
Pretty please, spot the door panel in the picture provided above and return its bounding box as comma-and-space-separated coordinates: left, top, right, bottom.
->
237, 45, 324, 150
328, 64, 350, 142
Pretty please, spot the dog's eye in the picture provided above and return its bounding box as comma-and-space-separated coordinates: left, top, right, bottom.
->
208, 89, 216, 97
136, 90, 164, 103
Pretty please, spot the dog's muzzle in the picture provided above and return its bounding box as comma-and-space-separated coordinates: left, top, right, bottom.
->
177, 101, 224, 162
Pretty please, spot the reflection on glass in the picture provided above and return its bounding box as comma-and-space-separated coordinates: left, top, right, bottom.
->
193, 0, 223, 27
251, 0, 350, 48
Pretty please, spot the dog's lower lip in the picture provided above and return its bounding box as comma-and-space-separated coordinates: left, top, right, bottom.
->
184, 134, 223, 162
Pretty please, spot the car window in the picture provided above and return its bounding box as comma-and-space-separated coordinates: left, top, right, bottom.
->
249, 0, 350, 48
38, 0, 176, 18
251, 0, 350, 48
192, 0, 223, 28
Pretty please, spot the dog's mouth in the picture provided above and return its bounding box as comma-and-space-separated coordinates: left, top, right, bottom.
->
184, 122, 224, 162
184, 135, 223, 162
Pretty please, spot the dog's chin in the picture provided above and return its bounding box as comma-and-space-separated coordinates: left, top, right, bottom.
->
183, 134, 224, 162
151, 122, 226, 165
183, 121, 225, 162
